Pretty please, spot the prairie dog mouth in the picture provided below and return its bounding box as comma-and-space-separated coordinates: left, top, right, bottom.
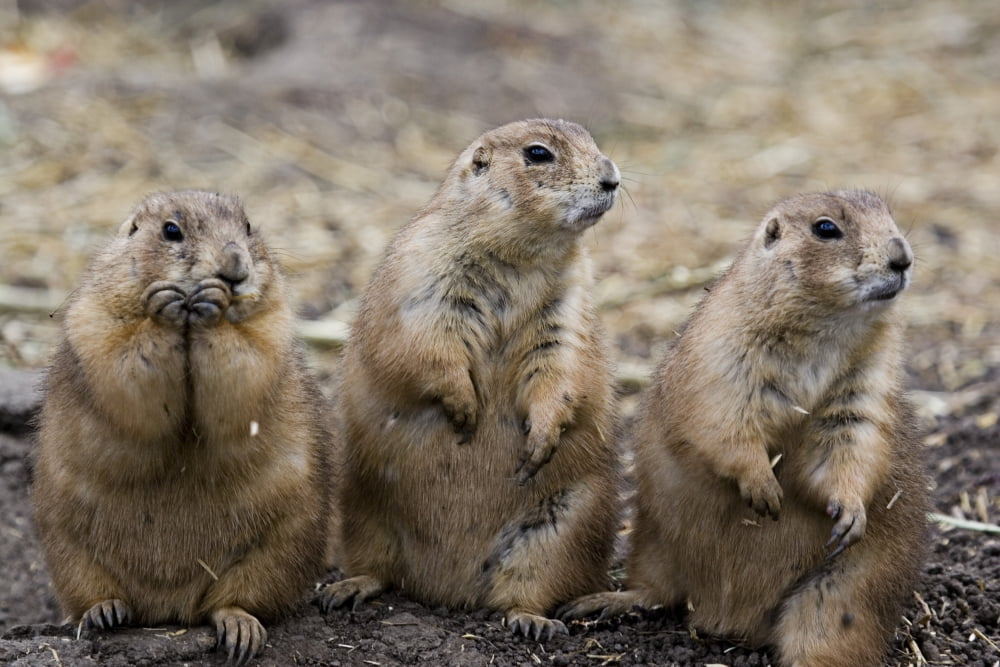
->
564, 193, 616, 230
860, 274, 907, 304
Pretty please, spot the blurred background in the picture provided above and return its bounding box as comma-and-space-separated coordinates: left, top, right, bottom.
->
1, 0, 998, 404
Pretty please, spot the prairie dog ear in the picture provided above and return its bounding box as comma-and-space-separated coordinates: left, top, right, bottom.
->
472, 145, 491, 176
119, 213, 140, 237
763, 217, 781, 249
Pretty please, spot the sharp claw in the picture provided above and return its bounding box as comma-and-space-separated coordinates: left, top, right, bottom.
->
235, 632, 246, 666
229, 623, 239, 663
826, 516, 854, 548
827, 542, 847, 560
517, 457, 541, 485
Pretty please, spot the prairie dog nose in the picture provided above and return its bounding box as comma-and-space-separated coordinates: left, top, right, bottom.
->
599, 157, 620, 193
219, 241, 250, 284
887, 237, 913, 273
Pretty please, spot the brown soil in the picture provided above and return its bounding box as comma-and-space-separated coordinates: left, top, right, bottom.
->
0, 1, 997, 665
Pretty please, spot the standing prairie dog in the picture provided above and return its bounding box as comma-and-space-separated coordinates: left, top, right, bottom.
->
31, 191, 333, 665
317, 118, 621, 639
561, 190, 928, 666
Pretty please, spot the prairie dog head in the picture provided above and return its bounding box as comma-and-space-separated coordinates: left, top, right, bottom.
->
98, 190, 279, 321
751, 190, 913, 312
448, 118, 620, 236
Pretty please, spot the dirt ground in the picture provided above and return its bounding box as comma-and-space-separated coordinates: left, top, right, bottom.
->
0, 1, 998, 665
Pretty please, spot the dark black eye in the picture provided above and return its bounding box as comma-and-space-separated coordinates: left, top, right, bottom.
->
162, 221, 184, 242
812, 217, 843, 240
245, 221, 252, 236
524, 144, 554, 164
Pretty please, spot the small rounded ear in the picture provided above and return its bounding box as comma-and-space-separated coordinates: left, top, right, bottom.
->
472, 145, 491, 176
763, 217, 781, 249
119, 214, 140, 237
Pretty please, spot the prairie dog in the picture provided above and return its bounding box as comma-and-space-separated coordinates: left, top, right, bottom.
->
318, 118, 621, 639
31, 191, 332, 665
562, 190, 928, 666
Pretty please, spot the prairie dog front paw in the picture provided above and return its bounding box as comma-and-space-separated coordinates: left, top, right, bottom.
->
516, 394, 574, 484
826, 498, 867, 558
187, 278, 232, 328
143, 281, 186, 328
738, 466, 783, 519
438, 370, 478, 444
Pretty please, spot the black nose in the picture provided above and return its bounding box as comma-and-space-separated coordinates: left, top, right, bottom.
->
888, 237, 913, 273
599, 157, 620, 193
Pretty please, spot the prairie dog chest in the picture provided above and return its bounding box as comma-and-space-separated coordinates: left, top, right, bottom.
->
756, 341, 846, 418
403, 253, 579, 354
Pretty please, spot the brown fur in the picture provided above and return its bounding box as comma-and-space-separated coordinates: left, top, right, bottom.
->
561, 190, 929, 666
31, 191, 333, 665
317, 119, 621, 639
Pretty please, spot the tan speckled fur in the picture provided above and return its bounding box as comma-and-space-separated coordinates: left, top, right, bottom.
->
562, 190, 928, 666
31, 191, 333, 664
319, 119, 621, 638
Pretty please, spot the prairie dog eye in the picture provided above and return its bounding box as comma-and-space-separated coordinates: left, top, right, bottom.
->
246, 221, 252, 236
524, 144, 555, 164
812, 217, 843, 240
162, 221, 184, 242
